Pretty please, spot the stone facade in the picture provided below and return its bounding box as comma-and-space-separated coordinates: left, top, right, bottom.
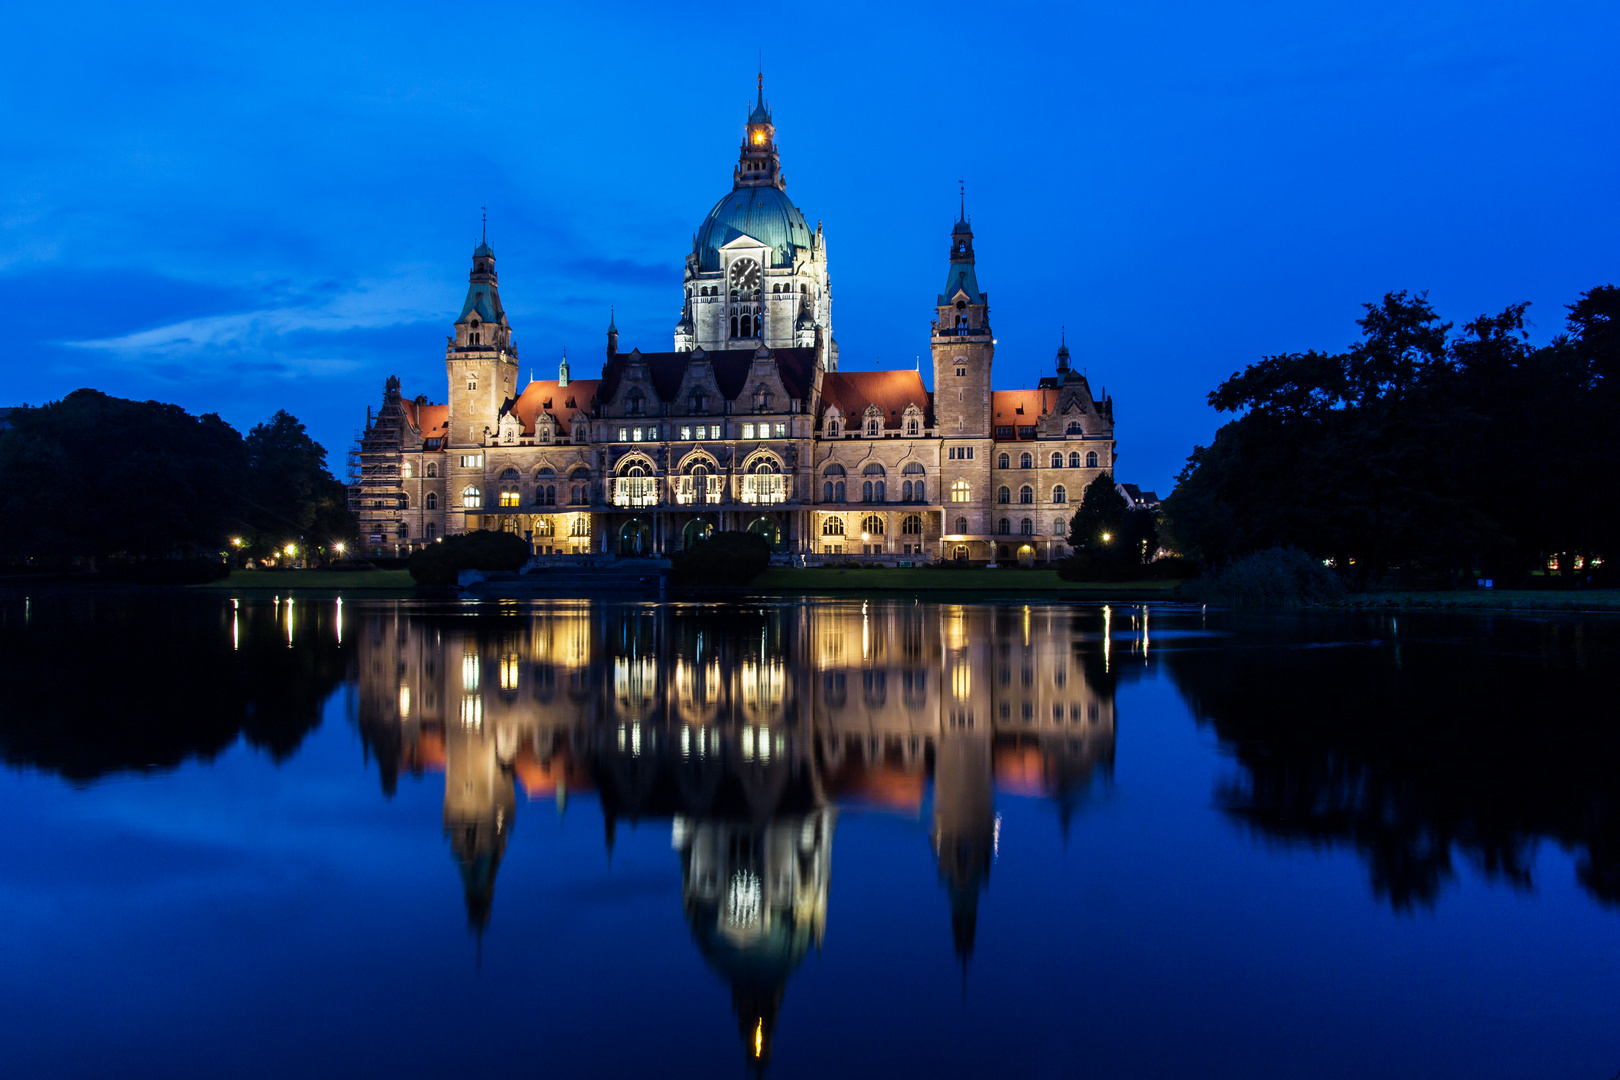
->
353, 82, 1117, 563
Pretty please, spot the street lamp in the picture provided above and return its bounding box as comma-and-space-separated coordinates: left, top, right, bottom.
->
1101, 532, 1112, 543
333, 542, 345, 555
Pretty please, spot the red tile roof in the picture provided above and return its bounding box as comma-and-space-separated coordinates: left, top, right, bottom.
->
819, 370, 933, 427
508, 379, 602, 438
991, 389, 1050, 439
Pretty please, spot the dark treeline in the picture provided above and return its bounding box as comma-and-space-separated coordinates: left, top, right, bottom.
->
1165, 612, 1620, 910
0, 590, 347, 781
0, 388, 353, 566
1164, 285, 1620, 584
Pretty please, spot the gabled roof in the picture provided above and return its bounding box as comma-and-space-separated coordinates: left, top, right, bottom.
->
399, 395, 448, 444
991, 389, 1048, 439
507, 379, 602, 437
598, 347, 818, 407
819, 370, 933, 427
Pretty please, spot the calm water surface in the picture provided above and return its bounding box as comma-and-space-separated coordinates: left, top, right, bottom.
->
0, 590, 1616, 1078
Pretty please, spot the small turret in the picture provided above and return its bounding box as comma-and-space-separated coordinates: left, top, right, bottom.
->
606, 307, 619, 356
559, 348, 570, 388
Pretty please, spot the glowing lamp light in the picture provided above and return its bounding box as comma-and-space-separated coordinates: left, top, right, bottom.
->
285, 543, 297, 556
861, 532, 870, 542
333, 543, 345, 555
1101, 533, 1112, 543
230, 537, 243, 547
752, 130, 764, 145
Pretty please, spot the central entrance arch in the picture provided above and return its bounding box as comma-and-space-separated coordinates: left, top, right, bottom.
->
682, 516, 716, 550
618, 517, 652, 556
746, 516, 782, 550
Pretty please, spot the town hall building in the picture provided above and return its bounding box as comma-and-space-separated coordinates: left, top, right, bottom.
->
353, 79, 1117, 564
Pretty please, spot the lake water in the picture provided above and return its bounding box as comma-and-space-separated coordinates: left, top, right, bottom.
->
0, 589, 1616, 1078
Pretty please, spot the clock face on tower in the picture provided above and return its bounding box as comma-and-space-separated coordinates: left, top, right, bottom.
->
729, 258, 761, 293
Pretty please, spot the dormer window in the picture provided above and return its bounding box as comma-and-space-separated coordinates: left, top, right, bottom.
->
866, 418, 880, 436
690, 392, 707, 414
627, 390, 645, 416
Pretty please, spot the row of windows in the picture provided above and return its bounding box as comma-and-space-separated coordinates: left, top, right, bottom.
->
615, 422, 790, 442
822, 515, 926, 537
998, 484, 1067, 504
820, 479, 930, 503
999, 450, 1102, 469
824, 416, 924, 437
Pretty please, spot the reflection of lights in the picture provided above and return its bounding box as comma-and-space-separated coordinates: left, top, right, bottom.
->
499, 653, 519, 690
335, 597, 342, 645
285, 597, 294, 646
398, 685, 411, 718
1103, 604, 1111, 672
754, 1020, 763, 1057
462, 653, 480, 690
951, 663, 971, 700
742, 726, 755, 760
993, 812, 1002, 859
681, 726, 690, 757
727, 870, 762, 931
460, 694, 482, 728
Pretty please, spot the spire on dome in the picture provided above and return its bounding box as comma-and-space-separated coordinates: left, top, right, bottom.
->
1056, 327, 1071, 372
735, 72, 784, 190
748, 68, 771, 125
474, 207, 493, 258
953, 181, 971, 236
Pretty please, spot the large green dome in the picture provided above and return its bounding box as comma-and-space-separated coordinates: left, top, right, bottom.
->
694, 187, 812, 272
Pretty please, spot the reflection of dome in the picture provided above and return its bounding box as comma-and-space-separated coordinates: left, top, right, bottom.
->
694, 187, 812, 272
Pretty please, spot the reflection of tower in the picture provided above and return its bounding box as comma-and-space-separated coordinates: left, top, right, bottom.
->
932, 729, 994, 962
934, 605, 995, 962
675, 808, 836, 1072
443, 716, 517, 931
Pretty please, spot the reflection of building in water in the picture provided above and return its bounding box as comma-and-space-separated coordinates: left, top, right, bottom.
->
355, 602, 1118, 1062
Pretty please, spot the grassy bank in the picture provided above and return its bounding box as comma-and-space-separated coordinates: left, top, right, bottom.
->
1340, 589, 1620, 612
194, 569, 417, 590
751, 567, 1188, 596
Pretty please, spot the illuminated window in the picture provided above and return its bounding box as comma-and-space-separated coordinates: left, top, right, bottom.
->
773, 422, 787, 438
459, 454, 482, 468
570, 517, 590, 537
822, 517, 845, 536
950, 481, 970, 502
499, 489, 520, 507
861, 514, 884, 535
462, 486, 482, 508
742, 423, 756, 439
679, 425, 692, 440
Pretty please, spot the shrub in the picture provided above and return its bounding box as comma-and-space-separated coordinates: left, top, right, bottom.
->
408, 530, 531, 586
670, 532, 770, 586
1198, 546, 1345, 608
1055, 550, 1138, 583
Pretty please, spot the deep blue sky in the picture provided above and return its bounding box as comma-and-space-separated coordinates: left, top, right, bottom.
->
2, 1, 1615, 492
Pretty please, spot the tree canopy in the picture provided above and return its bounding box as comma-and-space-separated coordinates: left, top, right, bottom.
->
0, 389, 354, 563
1163, 285, 1620, 582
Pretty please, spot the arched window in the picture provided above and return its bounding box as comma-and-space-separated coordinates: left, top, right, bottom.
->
398, 522, 409, 539
1051, 453, 1063, 469
905, 415, 920, 436
403, 460, 413, 479
997, 486, 1011, 504
998, 453, 1010, 469
1067, 421, 1083, 435
499, 467, 519, 481
536, 519, 555, 537
425, 522, 436, 540
1020, 517, 1034, 535
1052, 485, 1067, 504
426, 492, 438, 510
1086, 451, 1099, 468
997, 518, 1010, 534
1054, 518, 1067, 535
827, 417, 841, 437
535, 485, 556, 506
902, 514, 922, 535
1020, 485, 1034, 504
1069, 452, 1082, 468
499, 488, 520, 507
866, 417, 880, 436
823, 517, 845, 536
571, 517, 590, 537
862, 480, 873, 502
954, 516, 969, 534
824, 463, 846, 476
950, 480, 970, 502
535, 466, 555, 479
1020, 452, 1034, 469
425, 462, 438, 478
463, 486, 482, 508
861, 514, 884, 535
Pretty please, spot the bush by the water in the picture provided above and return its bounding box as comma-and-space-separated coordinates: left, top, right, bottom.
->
1198, 546, 1346, 608
670, 532, 770, 586
407, 530, 532, 586
94, 557, 231, 585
